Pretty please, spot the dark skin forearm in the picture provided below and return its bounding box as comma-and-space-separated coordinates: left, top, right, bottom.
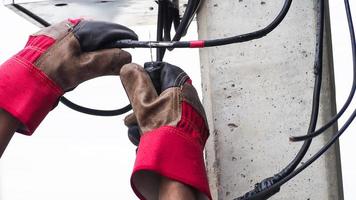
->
0, 109, 19, 158
159, 176, 197, 200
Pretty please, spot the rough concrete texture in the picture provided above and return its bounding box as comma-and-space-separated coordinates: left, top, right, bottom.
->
197, 0, 343, 199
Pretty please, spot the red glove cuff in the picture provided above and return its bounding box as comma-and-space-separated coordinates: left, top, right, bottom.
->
131, 102, 212, 200
0, 56, 63, 135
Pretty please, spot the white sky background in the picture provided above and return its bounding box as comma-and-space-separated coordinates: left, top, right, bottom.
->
0, 1, 355, 200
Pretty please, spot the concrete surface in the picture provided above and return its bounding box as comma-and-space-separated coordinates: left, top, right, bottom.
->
197, 0, 343, 199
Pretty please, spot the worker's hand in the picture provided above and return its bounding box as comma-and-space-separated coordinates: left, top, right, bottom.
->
0, 19, 138, 135
122, 62, 209, 146
120, 62, 212, 200
34, 19, 138, 91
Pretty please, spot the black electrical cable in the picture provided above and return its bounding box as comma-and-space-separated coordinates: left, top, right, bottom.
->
289, 0, 356, 142
60, 97, 132, 116
204, 0, 291, 47
156, 0, 200, 59
236, 110, 356, 200
171, 0, 199, 42
163, 4, 173, 42
115, 0, 292, 49
278, 0, 325, 177
156, 0, 166, 61
166, 0, 199, 52
235, 0, 325, 199
236, 0, 356, 198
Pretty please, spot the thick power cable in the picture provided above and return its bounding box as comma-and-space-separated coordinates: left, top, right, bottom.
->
235, 0, 324, 199
236, 111, 356, 200
60, 97, 132, 116
236, 0, 356, 198
170, 0, 200, 42
290, 1, 356, 141
156, 0, 166, 61
114, 0, 292, 49
156, 0, 200, 60
277, 0, 325, 177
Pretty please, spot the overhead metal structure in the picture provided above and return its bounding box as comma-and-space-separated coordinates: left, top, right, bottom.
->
4, 0, 185, 27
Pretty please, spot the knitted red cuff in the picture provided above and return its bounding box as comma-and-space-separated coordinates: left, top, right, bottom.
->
0, 56, 63, 135
131, 125, 212, 200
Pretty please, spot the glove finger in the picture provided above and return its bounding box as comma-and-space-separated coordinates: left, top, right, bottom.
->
158, 62, 190, 89
156, 62, 207, 125
124, 113, 141, 146
143, 62, 164, 94
124, 112, 138, 127
128, 125, 141, 146
75, 48, 132, 84
143, 61, 190, 94
32, 19, 79, 41
120, 63, 159, 121
73, 20, 138, 52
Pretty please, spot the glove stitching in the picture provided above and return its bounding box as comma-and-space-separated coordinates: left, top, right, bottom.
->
167, 127, 203, 150
178, 74, 189, 86
180, 116, 205, 132
173, 89, 177, 123
12, 56, 63, 95
24, 46, 46, 53
176, 88, 182, 126
173, 72, 185, 85
72, 20, 87, 34
174, 72, 187, 86
142, 126, 204, 150
35, 32, 74, 67
70, 20, 89, 45
36, 32, 56, 41
27, 36, 38, 46
179, 102, 209, 145
33, 26, 57, 40
32, 34, 44, 45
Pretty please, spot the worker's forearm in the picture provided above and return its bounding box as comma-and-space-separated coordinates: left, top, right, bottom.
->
159, 177, 197, 200
0, 109, 19, 158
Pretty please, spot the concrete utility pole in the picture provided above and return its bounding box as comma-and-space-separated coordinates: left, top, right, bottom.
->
197, 0, 343, 199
